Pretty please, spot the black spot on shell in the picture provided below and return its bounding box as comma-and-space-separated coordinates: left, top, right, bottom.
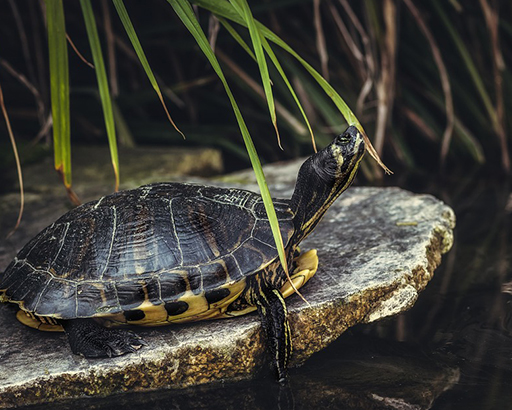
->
205, 288, 230, 305
165, 301, 188, 316
124, 309, 146, 321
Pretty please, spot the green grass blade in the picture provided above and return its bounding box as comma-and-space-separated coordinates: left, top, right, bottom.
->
259, 35, 317, 151
219, 18, 316, 151
112, 0, 184, 138
168, 0, 290, 276
193, 0, 389, 172
218, 18, 256, 60
80, 0, 120, 191
196, 0, 353, 118
228, 0, 280, 147
45, 0, 71, 187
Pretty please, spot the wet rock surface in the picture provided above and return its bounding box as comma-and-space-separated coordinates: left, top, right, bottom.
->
0, 157, 455, 408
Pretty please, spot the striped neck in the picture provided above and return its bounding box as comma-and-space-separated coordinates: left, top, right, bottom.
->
290, 128, 365, 244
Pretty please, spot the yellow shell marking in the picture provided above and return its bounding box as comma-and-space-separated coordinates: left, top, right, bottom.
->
15, 250, 318, 332
219, 249, 319, 318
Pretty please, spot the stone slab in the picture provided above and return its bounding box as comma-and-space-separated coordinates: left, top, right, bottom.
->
16, 335, 459, 410
0, 179, 455, 407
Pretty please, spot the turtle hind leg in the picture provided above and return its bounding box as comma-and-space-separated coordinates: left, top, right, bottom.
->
255, 285, 292, 384
62, 319, 147, 358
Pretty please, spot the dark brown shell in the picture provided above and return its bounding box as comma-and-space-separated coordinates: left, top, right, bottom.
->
0, 183, 294, 319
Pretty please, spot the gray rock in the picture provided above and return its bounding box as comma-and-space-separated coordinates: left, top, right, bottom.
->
0, 158, 455, 408
12, 335, 459, 410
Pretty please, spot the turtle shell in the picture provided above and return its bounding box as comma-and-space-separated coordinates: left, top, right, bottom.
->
0, 183, 294, 324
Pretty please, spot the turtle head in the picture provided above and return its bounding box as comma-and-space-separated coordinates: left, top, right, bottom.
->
290, 125, 365, 243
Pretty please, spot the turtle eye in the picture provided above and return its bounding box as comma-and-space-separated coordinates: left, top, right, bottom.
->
337, 134, 351, 145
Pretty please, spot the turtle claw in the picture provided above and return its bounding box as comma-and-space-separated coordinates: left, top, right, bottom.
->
63, 319, 146, 358
136, 338, 148, 347
100, 329, 146, 357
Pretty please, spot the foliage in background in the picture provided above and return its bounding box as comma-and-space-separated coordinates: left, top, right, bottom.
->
0, 0, 511, 183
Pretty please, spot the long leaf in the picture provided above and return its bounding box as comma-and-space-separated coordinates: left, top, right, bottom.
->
193, 0, 390, 173
167, 0, 291, 279
0, 83, 24, 237
45, 0, 71, 188
80, 0, 120, 191
112, 0, 184, 138
228, 0, 280, 147
219, 18, 316, 151
218, 18, 256, 60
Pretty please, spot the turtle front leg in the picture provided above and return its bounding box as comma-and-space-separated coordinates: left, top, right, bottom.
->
62, 319, 146, 358
254, 283, 292, 384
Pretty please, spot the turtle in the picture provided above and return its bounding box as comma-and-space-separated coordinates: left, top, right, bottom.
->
0, 125, 365, 382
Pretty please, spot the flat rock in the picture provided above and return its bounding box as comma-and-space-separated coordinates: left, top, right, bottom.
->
16, 335, 460, 410
0, 159, 455, 408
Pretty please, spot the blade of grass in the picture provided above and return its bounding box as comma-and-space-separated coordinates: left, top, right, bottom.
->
66, 33, 94, 68
218, 18, 316, 150
228, 0, 281, 148
216, 48, 307, 138
168, 0, 310, 301
112, 0, 184, 138
193, 0, 390, 173
218, 17, 256, 59
80, 0, 120, 191
0, 83, 24, 238
45, 0, 80, 205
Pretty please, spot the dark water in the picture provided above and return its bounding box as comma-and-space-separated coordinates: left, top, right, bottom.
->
401, 176, 512, 410
25, 175, 512, 410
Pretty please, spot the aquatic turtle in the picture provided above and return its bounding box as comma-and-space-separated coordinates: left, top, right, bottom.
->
0, 126, 364, 382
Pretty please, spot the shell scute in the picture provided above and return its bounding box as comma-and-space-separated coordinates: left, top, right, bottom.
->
76, 281, 119, 318
4, 265, 49, 312
171, 196, 254, 264
159, 272, 187, 301
34, 279, 76, 318
17, 223, 67, 272
53, 209, 115, 281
